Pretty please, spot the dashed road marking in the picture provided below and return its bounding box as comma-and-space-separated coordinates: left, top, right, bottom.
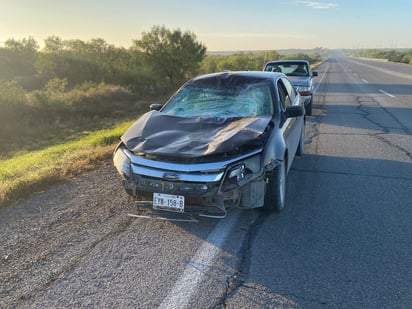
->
379, 89, 395, 98
313, 69, 327, 93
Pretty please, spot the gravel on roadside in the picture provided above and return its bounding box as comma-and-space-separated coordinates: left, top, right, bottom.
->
0, 162, 132, 308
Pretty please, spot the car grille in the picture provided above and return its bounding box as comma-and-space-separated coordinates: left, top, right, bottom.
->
136, 175, 218, 196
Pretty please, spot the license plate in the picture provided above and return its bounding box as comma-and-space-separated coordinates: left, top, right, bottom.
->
153, 193, 185, 213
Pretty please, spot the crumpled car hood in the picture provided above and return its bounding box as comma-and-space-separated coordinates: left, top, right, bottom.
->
121, 111, 272, 157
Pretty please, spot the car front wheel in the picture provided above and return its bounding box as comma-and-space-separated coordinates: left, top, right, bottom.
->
263, 160, 286, 212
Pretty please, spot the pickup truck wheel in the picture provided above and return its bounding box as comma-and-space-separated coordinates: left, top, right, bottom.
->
263, 160, 286, 212
305, 96, 313, 116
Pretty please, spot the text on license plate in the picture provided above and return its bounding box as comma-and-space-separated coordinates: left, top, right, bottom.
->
153, 193, 184, 213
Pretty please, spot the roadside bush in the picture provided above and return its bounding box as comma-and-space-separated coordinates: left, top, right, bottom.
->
26, 78, 71, 121
401, 54, 412, 65
25, 81, 138, 121
387, 51, 403, 62
66, 83, 137, 117
0, 80, 29, 123
0, 80, 143, 157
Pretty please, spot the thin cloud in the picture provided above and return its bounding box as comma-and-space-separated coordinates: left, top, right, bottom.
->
296, 1, 338, 9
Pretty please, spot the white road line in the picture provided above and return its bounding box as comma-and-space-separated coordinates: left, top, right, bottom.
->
159, 210, 241, 309
379, 89, 395, 98
347, 58, 412, 81
362, 79, 368, 84
313, 69, 327, 93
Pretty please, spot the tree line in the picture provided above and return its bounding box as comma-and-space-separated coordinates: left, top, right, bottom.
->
0, 26, 207, 93
0, 26, 323, 95
350, 49, 412, 65
0, 25, 324, 155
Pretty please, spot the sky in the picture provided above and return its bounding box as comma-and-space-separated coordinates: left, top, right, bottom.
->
1, 0, 411, 51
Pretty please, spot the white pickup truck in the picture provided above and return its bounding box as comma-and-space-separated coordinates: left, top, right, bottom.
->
263, 60, 318, 115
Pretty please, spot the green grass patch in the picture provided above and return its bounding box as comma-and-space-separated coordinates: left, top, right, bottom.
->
0, 119, 135, 208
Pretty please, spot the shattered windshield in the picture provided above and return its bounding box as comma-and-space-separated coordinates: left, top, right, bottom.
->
162, 76, 274, 118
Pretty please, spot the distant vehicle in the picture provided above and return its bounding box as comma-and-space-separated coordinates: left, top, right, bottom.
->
263, 60, 318, 115
113, 71, 305, 219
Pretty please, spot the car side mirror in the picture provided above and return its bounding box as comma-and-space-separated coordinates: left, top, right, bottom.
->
312, 71, 318, 77
285, 105, 304, 118
150, 103, 163, 111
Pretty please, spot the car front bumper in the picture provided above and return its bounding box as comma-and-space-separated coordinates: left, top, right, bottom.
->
113, 145, 267, 217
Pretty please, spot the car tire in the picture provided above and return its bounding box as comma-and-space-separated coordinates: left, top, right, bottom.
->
296, 123, 305, 156
305, 96, 313, 116
263, 159, 286, 212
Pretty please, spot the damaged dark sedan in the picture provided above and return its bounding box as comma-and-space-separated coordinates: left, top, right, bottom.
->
113, 71, 305, 219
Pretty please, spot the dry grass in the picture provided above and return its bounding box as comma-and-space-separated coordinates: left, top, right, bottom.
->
0, 120, 134, 208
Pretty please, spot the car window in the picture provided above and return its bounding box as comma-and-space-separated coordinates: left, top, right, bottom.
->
162, 78, 274, 118
277, 80, 291, 109
281, 77, 296, 104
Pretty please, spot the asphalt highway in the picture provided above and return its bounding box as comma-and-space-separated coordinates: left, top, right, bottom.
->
224, 56, 412, 308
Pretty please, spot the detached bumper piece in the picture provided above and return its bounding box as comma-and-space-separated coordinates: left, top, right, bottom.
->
126, 199, 227, 222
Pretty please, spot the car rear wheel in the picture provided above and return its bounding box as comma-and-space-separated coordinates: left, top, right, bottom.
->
263, 160, 286, 212
296, 123, 305, 156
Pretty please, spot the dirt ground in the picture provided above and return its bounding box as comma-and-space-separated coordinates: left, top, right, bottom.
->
0, 162, 132, 308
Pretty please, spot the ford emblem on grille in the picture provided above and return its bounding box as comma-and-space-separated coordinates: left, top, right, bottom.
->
163, 172, 179, 180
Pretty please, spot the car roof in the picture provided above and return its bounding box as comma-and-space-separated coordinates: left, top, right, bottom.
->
191, 71, 285, 82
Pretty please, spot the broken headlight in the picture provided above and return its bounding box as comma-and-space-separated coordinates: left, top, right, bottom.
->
221, 155, 261, 191
113, 145, 132, 179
